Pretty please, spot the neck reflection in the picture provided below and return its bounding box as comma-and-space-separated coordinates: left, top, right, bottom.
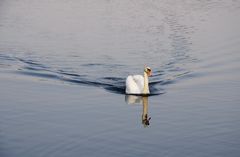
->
125, 95, 151, 127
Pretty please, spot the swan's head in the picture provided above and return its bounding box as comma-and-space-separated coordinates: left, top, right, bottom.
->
144, 66, 152, 77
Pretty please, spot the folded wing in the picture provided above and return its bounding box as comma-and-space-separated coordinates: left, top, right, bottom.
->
125, 75, 144, 94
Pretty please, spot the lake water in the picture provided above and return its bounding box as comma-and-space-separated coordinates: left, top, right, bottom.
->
0, 0, 240, 157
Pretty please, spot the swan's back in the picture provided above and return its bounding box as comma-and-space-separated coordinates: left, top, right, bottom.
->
125, 75, 144, 94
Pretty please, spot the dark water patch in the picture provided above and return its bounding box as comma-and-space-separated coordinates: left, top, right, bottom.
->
149, 86, 165, 96
125, 92, 165, 97
17, 70, 61, 80
160, 79, 176, 86
23, 66, 47, 71
61, 77, 89, 85
166, 60, 175, 66
62, 77, 111, 88
17, 58, 47, 68
82, 63, 104, 67
0, 54, 19, 70
152, 70, 165, 77
150, 80, 164, 86
57, 70, 85, 78
102, 77, 124, 81
0, 54, 16, 61
62, 77, 126, 94
149, 78, 176, 87
104, 85, 126, 94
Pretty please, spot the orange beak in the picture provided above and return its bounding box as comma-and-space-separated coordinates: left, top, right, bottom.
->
148, 71, 152, 77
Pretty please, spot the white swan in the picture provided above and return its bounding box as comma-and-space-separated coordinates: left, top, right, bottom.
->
125, 67, 152, 95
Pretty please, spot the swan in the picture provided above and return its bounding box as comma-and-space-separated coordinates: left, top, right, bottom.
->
125, 66, 152, 95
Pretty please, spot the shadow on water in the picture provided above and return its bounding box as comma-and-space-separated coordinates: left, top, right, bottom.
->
0, 53, 194, 96
125, 95, 151, 127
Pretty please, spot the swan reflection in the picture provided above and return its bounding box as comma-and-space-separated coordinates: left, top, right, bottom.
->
125, 95, 151, 127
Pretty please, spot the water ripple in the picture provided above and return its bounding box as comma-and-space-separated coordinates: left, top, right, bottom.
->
0, 53, 195, 96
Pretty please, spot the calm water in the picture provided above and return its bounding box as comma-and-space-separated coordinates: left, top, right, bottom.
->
0, 0, 240, 157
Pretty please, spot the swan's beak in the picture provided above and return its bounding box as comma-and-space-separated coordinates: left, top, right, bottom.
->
148, 71, 152, 77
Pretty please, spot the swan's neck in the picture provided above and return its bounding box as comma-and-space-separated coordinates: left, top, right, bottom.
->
143, 72, 150, 94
